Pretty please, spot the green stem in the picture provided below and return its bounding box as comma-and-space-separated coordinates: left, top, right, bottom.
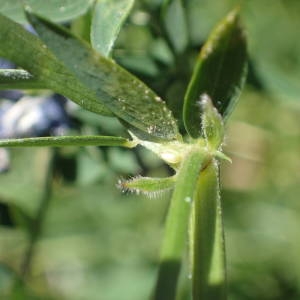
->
153, 149, 208, 300
191, 160, 227, 299
0, 135, 135, 148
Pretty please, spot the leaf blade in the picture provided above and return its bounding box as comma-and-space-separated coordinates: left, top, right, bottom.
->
183, 8, 247, 138
0, 0, 93, 23
91, 0, 134, 57
26, 13, 179, 141
0, 13, 112, 116
0, 69, 46, 89
201, 94, 224, 150
162, 0, 188, 54
117, 175, 175, 197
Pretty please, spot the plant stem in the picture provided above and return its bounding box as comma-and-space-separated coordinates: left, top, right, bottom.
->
191, 160, 227, 299
0, 135, 135, 148
153, 149, 208, 300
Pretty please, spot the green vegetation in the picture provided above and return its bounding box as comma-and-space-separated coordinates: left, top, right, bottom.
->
0, 1, 299, 299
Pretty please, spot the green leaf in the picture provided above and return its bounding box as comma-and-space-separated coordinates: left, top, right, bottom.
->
162, 0, 188, 54
0, 0, 24, 24
153, 148, 209, 300
91, 0, 134, 57
0, 136, 134, 148
71, 8, 92, 42
183, 8, 247, 138
117, 175, 175, 198
201, 94, 224, 150
190, 161, 226, 300
0, 0, 93, 23
26, 13, 179, 141
0, 13, 112, 116
0, 69, 46, 89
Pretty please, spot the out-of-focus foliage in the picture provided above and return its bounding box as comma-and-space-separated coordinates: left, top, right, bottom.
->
91, 0, 135, 57
0, 0, 94, 24
185, 0, 300, 105
0, 0, 300, 299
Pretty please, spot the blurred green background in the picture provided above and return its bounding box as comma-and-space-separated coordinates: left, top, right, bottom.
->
1, 0, 300, 299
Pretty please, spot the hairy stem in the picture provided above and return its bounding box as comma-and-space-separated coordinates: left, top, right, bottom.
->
191, 160, 227, 299
0, 135, 135, 148
153, 148, 208, 300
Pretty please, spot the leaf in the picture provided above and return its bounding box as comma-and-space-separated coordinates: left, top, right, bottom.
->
187, 0, 300, 103
183, 8, 247, 138
162, 0, 188, 54
0, 69, 45, 89
0, 136, 134, 148
190, 161, 226, 300
0, 0, 93, 23
26, 13, 179, 141
117, 175, 175, 198
153, 149, 209, 300
200, 94, 224, 150
71, 8, 92, 42
0, 0, 24, 24
0, 13, 112, 116
91, 0, 135, 57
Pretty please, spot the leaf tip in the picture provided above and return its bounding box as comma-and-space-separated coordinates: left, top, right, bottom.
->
199, 94, 224, 150
215, 151, 232, 163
